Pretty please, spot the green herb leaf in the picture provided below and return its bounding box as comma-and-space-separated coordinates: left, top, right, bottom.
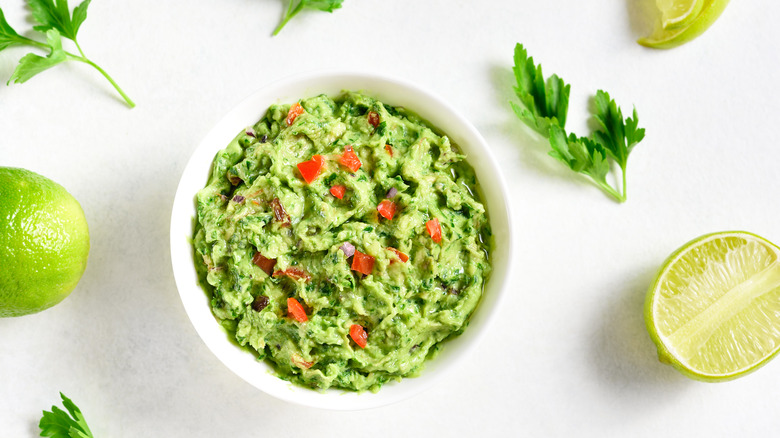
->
589, 90, 646, 200
27, 0, 91, 41
0, 9, 29, 50
39, 393, 94, 438
273, 0, 344, 36
8, 29, 67, 84
299, 0, 343, 12
0, 1, 133, 107
548, 125, 622, 201
592, 89, 646, 171
510, 43, 645, 203
511, 43, 570, 135
549, 125, 608, 178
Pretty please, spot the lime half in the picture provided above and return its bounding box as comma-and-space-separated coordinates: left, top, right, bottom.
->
646, 231, 780, 381
639, 0, 730, 49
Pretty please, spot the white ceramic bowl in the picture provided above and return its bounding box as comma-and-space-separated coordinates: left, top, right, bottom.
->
170, 71, 513, 410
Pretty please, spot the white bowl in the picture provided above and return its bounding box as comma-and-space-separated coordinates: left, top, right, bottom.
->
170, 71, 513, 410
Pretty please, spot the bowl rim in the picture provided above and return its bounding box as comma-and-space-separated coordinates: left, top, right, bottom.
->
170, 70, 514, 410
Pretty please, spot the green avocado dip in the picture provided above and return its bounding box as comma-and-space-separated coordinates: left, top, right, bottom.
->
193, 91, 492, 392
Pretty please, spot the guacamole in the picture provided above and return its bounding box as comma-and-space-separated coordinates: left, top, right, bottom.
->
193, 92, 491, 392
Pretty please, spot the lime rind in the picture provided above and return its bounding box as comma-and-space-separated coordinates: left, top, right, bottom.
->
0, 167, 90, 317
639, 0, 731, 49
645, 231, 780, 381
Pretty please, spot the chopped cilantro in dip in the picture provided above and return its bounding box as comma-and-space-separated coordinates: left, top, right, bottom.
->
193, 92, 492, 392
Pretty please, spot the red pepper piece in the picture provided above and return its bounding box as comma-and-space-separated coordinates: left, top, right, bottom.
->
330, 184, 346, 199
286, 102, 304, 125
351, 250, 375, 276
251, 252, 277, 275
349, 324, 368, 349
297, 154, 323, 184
386, 247, 409, 263
286, 297, 308, 322
376, 199, 396, 220
339, 145, 362, 172
426, 218, 442, 243
385, 144, 393, 157
367, 111, 380, 128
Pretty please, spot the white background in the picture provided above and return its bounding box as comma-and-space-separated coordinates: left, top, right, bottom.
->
2, 0, 780, 436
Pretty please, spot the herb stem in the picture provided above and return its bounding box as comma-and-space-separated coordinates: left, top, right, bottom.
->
621, 166, 628, 202
596, 180, 623, 203
15, 35, 135, 108
73, 39, 86, 59
273, 1, 304, 35
68, 41, 135, 108
19, 36, 49, 50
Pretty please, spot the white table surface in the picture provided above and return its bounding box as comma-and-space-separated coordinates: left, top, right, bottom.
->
3, 0, 779, 436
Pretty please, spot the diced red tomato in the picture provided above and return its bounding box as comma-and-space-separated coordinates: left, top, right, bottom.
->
386, 247, 409, 263
273, 267, 312, 282
349, 324, 368, 349
377, 199, 396, 220
385, 144, 393, 157
426, 218, 442, 243
339, 145, 362, 172
330, 184, 346, 199
351, 250, 375, 276
286, 102, 304, 125
287, 297, 308, 322
251, 252, 277, 275
297, 154, 323, 184
367, 111, 380, 128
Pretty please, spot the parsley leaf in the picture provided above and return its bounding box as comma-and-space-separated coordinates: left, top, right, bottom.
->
591, 89, 646, 198
0, 9, 30, 50
39, 393, 94, 438
511, 43, 570, 135
8, 29, 67, 84
27, 0, 90, 40
0, 1, 134, 107
510, 43, 645, 203
548, 124, 622, 201
273, 0, 344, 36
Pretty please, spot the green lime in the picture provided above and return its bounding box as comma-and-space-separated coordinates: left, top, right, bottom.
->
656, 0, 705, 30
646, 231, 780, 381
0, 167, 90, 317
638, 0, 731, 49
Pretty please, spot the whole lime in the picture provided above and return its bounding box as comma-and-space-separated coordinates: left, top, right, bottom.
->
0, 167, 90, 317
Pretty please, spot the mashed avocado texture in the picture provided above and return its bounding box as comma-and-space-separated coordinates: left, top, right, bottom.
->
193, 92, 491, 392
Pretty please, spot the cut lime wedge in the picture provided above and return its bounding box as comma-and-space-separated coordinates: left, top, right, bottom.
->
657, 0, 705, 30
646, 231, 780, 381
639, 0, 730, 49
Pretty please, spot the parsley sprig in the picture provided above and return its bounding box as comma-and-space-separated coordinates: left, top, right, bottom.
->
39, 393, 94, 438
0, 0, 134, 108
273, 0, 344, 36
510, 44, 570, 136
511, 43, 645, 202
